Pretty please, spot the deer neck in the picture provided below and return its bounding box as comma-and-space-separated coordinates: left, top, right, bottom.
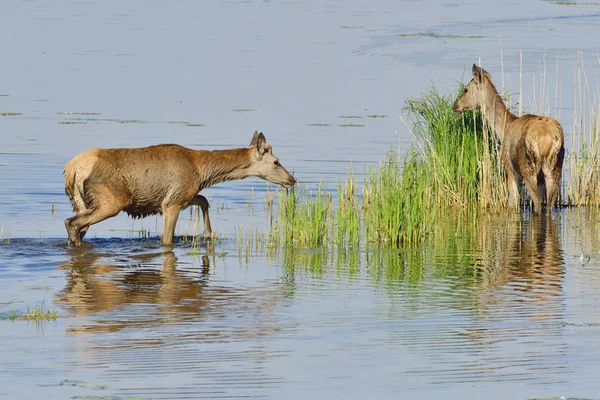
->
190, 148, 254, 189
480, 84, 516, 141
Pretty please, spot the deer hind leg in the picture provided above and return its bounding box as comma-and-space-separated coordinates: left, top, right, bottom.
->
190, 195, 212, 236
65, 184, 126, 246
543, 164, 562, 214
545, 147, 565, 214
522, 171, 543, 216
537, 170, 547, 206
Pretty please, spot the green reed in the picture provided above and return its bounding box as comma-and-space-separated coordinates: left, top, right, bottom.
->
275, 182, 333, 248
268, 86, 503, 249
565, 55, 600, 206
10, 301, 57, 322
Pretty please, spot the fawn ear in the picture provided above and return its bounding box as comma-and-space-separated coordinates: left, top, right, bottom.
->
472, 64, 483, 83
472, 64, 491, 84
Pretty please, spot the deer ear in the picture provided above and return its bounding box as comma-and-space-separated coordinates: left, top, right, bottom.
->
472, 64, 484, 83
250, 130, 260, 147
252, 132, 267, 159
256, 132, 267, 154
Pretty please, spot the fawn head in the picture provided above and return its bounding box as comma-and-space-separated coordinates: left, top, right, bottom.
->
453, 64, 493, 113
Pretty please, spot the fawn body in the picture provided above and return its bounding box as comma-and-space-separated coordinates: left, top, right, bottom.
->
454, 64, 565, 215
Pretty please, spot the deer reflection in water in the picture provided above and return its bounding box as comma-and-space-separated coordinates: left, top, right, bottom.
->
469, 214, 565, 326
57, 250, 290, 335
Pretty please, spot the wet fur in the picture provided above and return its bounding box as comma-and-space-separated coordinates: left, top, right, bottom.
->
64, 132, 296, 246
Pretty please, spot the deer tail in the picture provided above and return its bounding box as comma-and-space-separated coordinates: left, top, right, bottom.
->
64, 150, 99, 213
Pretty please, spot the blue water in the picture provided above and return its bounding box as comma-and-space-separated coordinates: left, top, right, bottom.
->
2, 0, 600, 399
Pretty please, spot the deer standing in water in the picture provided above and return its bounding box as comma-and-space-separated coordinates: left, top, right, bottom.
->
64, 131, 296, 246
453, 64, 565, 215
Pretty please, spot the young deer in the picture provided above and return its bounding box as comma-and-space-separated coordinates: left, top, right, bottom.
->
453, 64, 565, 215
64, 131, 296, 246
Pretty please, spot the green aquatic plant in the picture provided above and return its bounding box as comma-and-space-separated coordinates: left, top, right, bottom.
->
56, 111, 101, 115
404, 85, 506, 212
339, 123, 365, 128
0, 112, 22, 116
116, 119, 146, 124
397, 32, 485, 39
8, 301, 57, 322
267, 85, 503, 248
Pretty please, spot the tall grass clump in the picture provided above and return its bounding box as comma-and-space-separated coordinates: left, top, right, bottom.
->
335, 173, 361, 247
275, 182, 333, 248
268, 86, 508, 248
566, 55, 600, 206
404, 86, 506, 212
363, 149, 432, 246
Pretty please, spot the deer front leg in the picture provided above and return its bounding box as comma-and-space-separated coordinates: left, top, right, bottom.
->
161, 204, 182, 246
502, 153, 520, 209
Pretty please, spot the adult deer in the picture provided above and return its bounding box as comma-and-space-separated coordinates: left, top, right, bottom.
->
64, 131, 296, 246
453, 64, 565, 215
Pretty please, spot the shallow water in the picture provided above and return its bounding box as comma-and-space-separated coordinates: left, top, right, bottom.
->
2, 0, 600, 399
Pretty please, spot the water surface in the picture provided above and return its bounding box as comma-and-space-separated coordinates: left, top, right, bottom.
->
2, 0, 600, 399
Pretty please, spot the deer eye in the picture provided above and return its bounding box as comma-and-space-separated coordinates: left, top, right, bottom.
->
464, 88, 468, 93
274, 160, 280, 167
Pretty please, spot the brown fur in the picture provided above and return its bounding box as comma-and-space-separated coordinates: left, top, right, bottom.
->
64, 131, 296, 246
454, 64, 565, 215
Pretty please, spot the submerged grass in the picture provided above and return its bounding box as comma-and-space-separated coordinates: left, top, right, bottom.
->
339, 123, 365, 128
397, 32, 485, 39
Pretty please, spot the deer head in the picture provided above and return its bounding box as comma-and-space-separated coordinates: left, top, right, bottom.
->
453, 64, 493, 113
248, 131, 296, 188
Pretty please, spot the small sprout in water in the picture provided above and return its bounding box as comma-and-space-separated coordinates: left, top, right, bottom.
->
231, 108, 256, 112
308, 123, 331, 127
9, 302, 57, 322
59, 121, 87, 125
0, 112, 22, 116
339, 115, 362, 119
